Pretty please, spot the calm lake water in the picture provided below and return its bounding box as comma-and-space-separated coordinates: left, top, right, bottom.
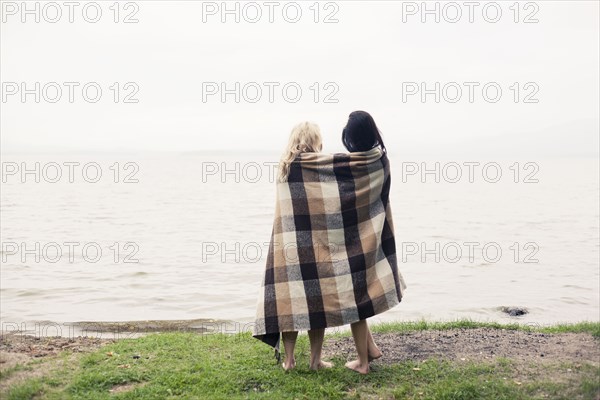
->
1, 153, 598, 336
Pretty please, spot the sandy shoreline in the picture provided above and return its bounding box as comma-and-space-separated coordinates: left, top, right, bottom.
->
0, 318, 236, 339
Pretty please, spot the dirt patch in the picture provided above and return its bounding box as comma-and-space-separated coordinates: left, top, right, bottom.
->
324, 327, 600, 391
0, 352, 31, 372
322, 327, 600, 398
323, 328, 600, 365
0, 334, 117, 359
0, 334, 117, 393
109, 381, 147, 394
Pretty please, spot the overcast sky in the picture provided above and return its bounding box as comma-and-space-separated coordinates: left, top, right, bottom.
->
1, 1, 598, 155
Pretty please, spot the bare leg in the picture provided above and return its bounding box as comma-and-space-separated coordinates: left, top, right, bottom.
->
345, 319, 369, 374
366, 323, 383, 361
308, 328, 334, 370
281, 331, 298, 370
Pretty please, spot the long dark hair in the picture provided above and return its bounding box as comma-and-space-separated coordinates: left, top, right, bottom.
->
341, 111, 386, 153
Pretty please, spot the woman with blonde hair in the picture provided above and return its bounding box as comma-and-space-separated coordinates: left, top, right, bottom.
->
260, 121, 333, 370
277, 121, 323, 183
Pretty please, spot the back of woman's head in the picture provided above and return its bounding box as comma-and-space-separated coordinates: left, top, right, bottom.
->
278, 121, 323, 182
342, 111, 386, 153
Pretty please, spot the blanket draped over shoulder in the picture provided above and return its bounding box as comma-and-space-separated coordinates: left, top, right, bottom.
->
252, 146, 407, 361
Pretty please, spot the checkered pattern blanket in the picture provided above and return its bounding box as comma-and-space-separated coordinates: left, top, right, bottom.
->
252, 146, 407, 361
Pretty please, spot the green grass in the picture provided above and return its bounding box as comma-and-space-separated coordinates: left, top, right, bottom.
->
0, 364, 31, 381
368, 319, 600, 338
2, 320, 598, 400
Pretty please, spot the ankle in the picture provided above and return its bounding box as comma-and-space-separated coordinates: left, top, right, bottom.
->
282, 358, 296, 371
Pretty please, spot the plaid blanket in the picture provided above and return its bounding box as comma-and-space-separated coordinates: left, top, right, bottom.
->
252, 146, 407, 361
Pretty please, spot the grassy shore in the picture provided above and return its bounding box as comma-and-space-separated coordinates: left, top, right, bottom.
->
1, 320, 598, 399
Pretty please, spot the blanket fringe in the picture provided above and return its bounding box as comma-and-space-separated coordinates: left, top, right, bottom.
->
274, 333, 281, 364
274, 348, 281, 364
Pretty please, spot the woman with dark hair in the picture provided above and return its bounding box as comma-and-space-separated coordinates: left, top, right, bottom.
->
342, 110, 386, 153
341, 110, 403, 374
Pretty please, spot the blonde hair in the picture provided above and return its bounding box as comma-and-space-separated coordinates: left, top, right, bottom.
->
278, 122, 323, 182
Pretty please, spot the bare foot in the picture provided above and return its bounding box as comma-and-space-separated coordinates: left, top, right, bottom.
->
282, 359, 296, 371
345, 359, 369, 374
368, 349, 383, 362
309, 360, 334, 370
